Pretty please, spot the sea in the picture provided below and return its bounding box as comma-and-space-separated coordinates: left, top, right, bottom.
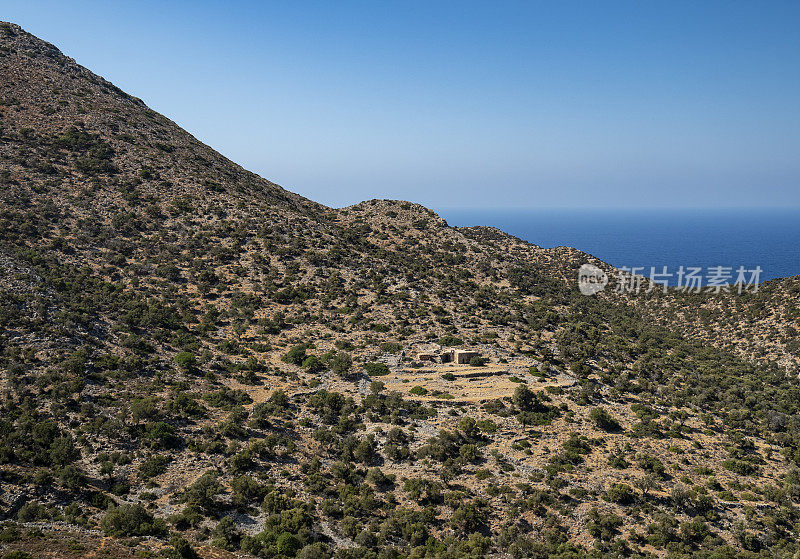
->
437, 208, 800, 284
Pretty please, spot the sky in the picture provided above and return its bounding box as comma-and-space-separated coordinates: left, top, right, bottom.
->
4, 1, 800, 209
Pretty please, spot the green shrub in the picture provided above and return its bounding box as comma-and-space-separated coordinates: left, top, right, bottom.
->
165, 535, 200, 559
301, 355, 324, 373
589, 407, 622, 432
636, 453, 666, 477
17, 501, 49, 522
100, 504, 166, 537
451, 499, 489, 534
438, 335, 463, 347
143, 421, 181, 449
324, 351, 352, 377
282, 344, 310, 365
58, 465, 86, 490
180, 471, 223, 514
232, 475, 267, 509
174, 351, 197, 371
605, 483, 635, 505
586, 507, 623, 541
476, 419, 498, 434
211, 516, 242, 551
203, 388, 252, 410
139, 455, 170, 479
723, 459, 760, 476
380, 342, 402, 353
363, 362, 390, 376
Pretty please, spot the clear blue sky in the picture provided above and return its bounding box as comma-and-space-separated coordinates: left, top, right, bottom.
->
5, 1, 800, 209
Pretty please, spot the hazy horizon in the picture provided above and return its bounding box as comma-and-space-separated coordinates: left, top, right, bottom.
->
439, 206, 800, 281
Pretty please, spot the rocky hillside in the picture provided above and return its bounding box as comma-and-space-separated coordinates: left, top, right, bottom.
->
1, 22, 800, 559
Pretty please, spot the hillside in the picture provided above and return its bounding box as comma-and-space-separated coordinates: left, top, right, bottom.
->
1, 21, 800, 559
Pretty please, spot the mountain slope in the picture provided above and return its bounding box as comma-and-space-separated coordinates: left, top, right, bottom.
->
2, 21, 800, 559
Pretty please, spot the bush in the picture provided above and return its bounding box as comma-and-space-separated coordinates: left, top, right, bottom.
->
363, 362, 390, 376
181, 471, 224, 514
203, 388, 253, 410
101, 504, 167, 537
144, 421, 181, 449
165, 535, 200, 559
605, 483, 635, 505
586, 508, 623, 541
476, 419, 498, 434
17, 501, 49, 522
58, 465, 86, 490
56, 128, 116, 174
324, 351, 352, 377
139, 455, 170, 479
512, 386, 560, 425
282, 344, 309, 366
512, 385, 536, 411
370, 381, 385, 393
438, 335, 463, 347
232, 475, 267, 509
277, 532, 303, 556
589, 407, 622, 432
636, 453, 666, 477
211, 516, 242, 551
301, 355, 324, 373
451, 499, 489, 534
49, 436, 79, 465
174, 351, 197, 371
723, 459, 760, 476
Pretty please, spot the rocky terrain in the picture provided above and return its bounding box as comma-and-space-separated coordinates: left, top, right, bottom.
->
1, 21, 800, 559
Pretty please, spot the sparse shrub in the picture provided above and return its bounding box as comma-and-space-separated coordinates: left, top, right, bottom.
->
139, 455, 170, 479
282, 344, 310, 366
636, 453, 666, 477
165, 535, 200, 559
723, 459, 760, 476
301, 355, 324, 373
438, 335, 463, 347
363, 362, 390, 376
211, 516, 242, 551
605, 483, 635, 505
589, 407, 622, 432
180, 471, 224, 514
101, 504, 166, 537
174, 351, 197, 371
17, 502, 49, 522
325, 351, 352, 377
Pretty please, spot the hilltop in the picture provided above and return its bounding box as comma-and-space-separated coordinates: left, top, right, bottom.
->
1, 22, 800, 559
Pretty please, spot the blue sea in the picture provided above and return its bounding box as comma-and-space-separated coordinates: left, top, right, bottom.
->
437, 208, 800, 284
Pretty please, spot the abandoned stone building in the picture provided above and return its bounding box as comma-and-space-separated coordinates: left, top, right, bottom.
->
416, 349, 481, 364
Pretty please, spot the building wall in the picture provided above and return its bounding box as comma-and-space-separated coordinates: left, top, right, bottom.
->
454, 351, 479, 364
